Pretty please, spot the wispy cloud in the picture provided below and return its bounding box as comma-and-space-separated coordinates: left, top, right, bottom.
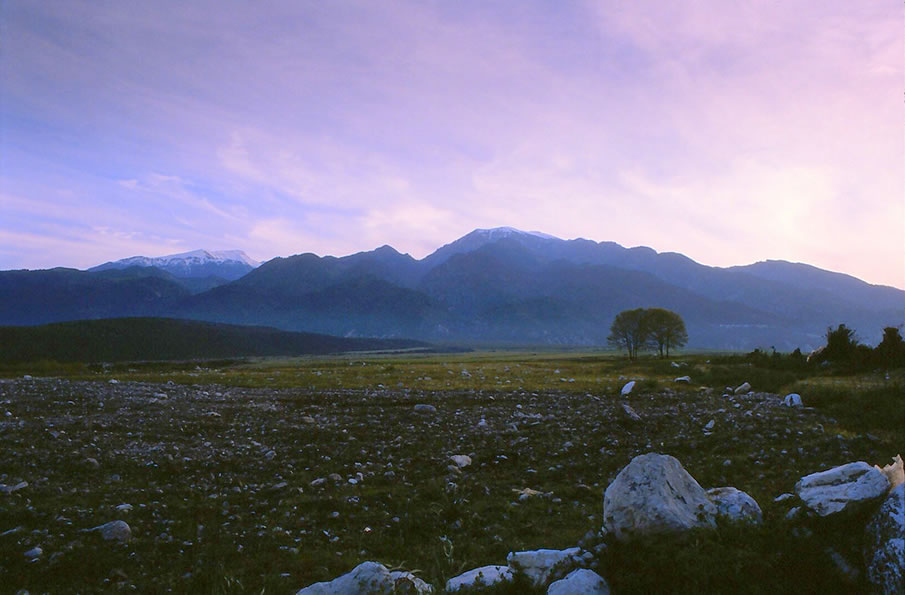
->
1, 0, 901, 286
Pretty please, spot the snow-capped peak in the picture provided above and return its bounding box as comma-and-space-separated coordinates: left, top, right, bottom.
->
473, 227, 560, 241
89, 249, 260, 279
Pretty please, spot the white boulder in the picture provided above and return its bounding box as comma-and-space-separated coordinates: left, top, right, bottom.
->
782, 393, 803, 407
547, 568, 610, 595
707, 487, 763, 524
620, 381, 635, 396
446, 565, 512, 592
734, 382, 752, 394
603, 453, 717, 540
297, 561, 432, 594
864, 483, 904, 594
506, 547, 581, 586
795, 462, 890, 516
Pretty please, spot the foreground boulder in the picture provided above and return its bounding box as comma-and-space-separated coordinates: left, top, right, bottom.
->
506, 547, 582, 586
864, 483, 904, 594
297, 561, 432, 594
547, 568, 610, 595
446, 565, 512, 592
603, 453, 717, 540
706, 487, 763, 524
782, 393, 803, 407
795, 462, 890, 516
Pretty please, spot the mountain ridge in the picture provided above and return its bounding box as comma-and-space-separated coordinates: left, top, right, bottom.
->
2, 227, 901, 350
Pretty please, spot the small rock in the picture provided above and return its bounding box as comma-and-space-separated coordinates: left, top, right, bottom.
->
703, 419, 715, 431
446, 565, 512, 592
413, 404, 437, 415
674, 376, 691, 383
506, 547, 581, 586
85, 457, 100, 469
621, 404, 641, 422
24, 546, 42, 559
707, 487, 762, 524
620, 381, 635, 396
310, 478, 326, 488
734, 382, 752, 394
87, 520, 132, 543
547, 568, 610, 595
115, 503, 133, 513
450, 455, 472, 469
0, 481, 28, 495
782, 393, 803, 407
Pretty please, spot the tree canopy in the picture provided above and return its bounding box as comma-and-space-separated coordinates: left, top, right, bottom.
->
608, 307, 687, 359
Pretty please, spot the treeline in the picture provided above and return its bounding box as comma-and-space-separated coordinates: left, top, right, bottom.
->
0, 318, 438, 363
718, 324, 905, 372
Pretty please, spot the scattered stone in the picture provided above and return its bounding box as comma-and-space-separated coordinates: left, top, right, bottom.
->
450, 455, 472, 469
621, 403, 641, 422
413, 404, 437, 415
674, 376, 691, 383
603, 453, 717, 540
620, 381, 635, 396
707, 487, 763, 524
506, 547, 581, 586
310, 478, 326, 488
297, 561, 432, 594
85, 457, 100, 469
782, 393, 803, 407
796, 462, 890, 516
0, 481, 28, 495
446, 565, 512, 592
115, 503, 133, 513
703, 419, 715, 432
734, 382, 752, 394
547, 568, 610, 595
863, 483, 904, 594
86, 520, 132, 543
874, 454, 904, 489
24, 546, 42, 559
264, 450, 276, 460
774, 493, 796, 503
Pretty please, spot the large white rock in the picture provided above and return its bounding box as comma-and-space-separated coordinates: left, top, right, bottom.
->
620, 381, 635, 396
446, 565, 512, 592
603, 453, 717, 540
795, 462, 890, 516
706, 487, 763, 524
782, 393, 803, 407
864, 483, 904, 594
297, 561, 432, 594
547, 568, 610, 595
450, 455, 472, 469
506, 547, 581, 586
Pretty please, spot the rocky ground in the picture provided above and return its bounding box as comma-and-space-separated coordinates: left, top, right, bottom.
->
0, 373, 898, 592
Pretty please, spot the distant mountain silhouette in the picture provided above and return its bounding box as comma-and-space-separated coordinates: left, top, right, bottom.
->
1, 227, 901, 350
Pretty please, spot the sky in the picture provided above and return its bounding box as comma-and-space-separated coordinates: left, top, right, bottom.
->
1, 1, 902, 288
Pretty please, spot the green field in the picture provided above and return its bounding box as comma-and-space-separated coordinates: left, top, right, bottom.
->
1, 352, 901, 593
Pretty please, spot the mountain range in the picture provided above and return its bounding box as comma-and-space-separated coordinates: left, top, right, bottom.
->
1, 228, 901, 350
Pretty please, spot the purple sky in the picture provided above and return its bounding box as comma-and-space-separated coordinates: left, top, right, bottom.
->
1, 1, 902, 288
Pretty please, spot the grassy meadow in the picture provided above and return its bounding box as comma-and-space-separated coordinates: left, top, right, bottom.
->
0, 351, 901, 593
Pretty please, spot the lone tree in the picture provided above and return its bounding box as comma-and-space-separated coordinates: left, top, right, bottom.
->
608, 307, 688, 359
607, 308, 650, 360
645, 308, 688, 358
